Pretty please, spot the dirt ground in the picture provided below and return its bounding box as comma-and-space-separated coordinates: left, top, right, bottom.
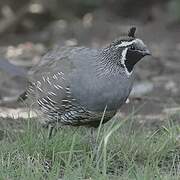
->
0, 10, 180, 130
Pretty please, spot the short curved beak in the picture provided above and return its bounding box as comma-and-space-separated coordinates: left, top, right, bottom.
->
143, 49, 151, 56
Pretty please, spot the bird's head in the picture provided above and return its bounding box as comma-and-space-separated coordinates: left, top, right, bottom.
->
104, 27, 151, 76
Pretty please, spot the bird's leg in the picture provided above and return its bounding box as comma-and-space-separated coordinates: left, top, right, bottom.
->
48, 125, 56, 139
89, 127, 98, 151
47, 117, 62, 138
89, 127, 103, 163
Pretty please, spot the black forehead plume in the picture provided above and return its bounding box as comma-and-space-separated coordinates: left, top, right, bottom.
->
128, 27, 136, 38
109, 26, 137, 47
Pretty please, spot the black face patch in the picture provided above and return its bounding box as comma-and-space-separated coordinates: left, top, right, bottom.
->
125, 49, 145, 73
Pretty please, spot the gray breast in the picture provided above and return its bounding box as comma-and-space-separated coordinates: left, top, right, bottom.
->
68, 51, 134, 112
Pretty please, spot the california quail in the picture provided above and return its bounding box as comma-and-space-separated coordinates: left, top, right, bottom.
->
27, 27, 151, 129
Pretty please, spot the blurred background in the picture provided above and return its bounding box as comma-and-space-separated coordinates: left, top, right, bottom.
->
0, 0, 180, 128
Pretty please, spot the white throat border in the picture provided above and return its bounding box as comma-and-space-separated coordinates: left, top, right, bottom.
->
120, 47, 133, 77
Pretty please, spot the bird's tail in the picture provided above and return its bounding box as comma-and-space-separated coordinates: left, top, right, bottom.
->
17, 91, 28, 102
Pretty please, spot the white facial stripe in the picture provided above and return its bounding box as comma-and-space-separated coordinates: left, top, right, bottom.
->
121, 48, 128, 64
117, 40, 136, 48
121, 48, 132, 76
117, 38, 144, 48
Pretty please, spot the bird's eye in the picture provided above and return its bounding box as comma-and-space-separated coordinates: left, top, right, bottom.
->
130, 45, 135, 50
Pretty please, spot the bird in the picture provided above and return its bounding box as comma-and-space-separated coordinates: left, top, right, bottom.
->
25, 27, 151, 136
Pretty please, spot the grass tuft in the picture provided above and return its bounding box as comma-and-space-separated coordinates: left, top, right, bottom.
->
0, 114, 180, 179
